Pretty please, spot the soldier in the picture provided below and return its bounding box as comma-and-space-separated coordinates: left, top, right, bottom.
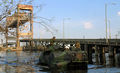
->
75, 41, 81, 51
48, 36, 56, 51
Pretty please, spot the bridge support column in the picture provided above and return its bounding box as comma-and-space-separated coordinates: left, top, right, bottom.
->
95, 45, 99, 65
88, 45, 93, 64
84, 44, 88, 62
99, 46, 106, 65
103, 47, 106, 65
84, 44, 87, 52
109, 46, 115, 67
115, 47, 120, 67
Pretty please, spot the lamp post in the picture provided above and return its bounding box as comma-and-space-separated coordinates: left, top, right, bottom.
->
105, 3, 116, 44
108, 20, 111, 39
105, 3, 108, 44
63, 18, 70, 39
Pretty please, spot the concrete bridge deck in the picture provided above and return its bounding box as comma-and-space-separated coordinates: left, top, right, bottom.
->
20, 39, 120, 46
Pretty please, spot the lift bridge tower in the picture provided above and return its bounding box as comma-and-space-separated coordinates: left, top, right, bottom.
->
6, 4, 33, 50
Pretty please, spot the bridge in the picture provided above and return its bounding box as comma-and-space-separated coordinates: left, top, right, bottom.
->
20, 38, 120, 47
20, 38, 120, 66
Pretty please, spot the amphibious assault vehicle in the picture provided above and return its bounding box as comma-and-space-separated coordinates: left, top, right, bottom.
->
38, 37, 88, 70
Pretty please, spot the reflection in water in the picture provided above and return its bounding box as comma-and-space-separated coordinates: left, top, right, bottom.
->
0, 51, 40, 73
51, 70, 87, 73
3, 65, 35, 73
0, 51, 119, 73
66, 70, 87, 73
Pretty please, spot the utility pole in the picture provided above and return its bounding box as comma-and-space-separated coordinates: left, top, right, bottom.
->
105, 3, 116, 44
108, 20, 111, 39
105, 3, 108, 44
63, 18, 70, 39
63, 19, 65, 39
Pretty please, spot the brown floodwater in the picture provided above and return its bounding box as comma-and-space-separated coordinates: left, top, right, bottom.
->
0, 51, 120, 73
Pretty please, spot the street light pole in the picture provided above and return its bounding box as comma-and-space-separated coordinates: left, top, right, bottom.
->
105, 3, 108, 44
63, 19, 65, 39
105, 3, 117, 43
63, 18, 70, 39
108, 20, 111, 39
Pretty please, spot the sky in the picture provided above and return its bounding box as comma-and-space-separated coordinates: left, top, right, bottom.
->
32, 0, 120, 39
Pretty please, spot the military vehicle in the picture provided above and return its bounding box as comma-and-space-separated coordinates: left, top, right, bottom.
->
38, 37, 88, 70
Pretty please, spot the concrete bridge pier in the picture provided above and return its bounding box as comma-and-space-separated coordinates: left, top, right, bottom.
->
84, 44, 87, 53
102, 47, 106, 65
115, 47, 120, 67
87, 45, 93, 64
99, 46, 106, 65
84, 44, 88, 61
109, 46, 115, 67
95, 45, 99, 65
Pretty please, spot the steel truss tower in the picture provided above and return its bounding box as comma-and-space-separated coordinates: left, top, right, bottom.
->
6, 4, 33, 49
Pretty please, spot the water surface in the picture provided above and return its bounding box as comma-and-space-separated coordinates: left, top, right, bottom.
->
0, 51, 120, 73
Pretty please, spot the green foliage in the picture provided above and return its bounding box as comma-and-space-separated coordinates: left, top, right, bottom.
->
3, 0, 9, 4
11, 0, 13, 4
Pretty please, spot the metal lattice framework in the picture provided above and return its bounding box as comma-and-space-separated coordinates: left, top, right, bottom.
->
6, 4, 33, 48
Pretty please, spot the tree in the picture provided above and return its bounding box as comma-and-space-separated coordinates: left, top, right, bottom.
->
0, 0, 57, 38
0, 0, 35, 31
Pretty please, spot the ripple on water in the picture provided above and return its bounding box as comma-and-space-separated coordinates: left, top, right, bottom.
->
0, 51, 119, 73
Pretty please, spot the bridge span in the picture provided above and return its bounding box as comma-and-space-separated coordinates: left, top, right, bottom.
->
20, 38, 120, 46
20, 38, 120, 66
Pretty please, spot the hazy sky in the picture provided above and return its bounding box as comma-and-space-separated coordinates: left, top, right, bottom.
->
33, 0, 120, 39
